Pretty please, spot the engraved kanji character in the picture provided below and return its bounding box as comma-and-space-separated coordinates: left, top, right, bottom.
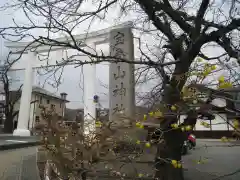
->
114, 32, 125, 46
112, 104, 125, 115
114, 47, 126, 59
114, 66, 125, 80
113, 82, 126, 100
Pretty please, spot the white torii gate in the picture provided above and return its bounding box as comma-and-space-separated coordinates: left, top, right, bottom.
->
5, 21, 133, 136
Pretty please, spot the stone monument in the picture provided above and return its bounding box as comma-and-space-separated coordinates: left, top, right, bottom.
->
109, 27, 135, 124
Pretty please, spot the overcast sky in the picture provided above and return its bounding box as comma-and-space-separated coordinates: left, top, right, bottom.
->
0, 0, 153, 109
0, 0, 239, 109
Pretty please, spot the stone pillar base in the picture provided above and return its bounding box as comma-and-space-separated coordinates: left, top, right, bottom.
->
13, 129, 31, 136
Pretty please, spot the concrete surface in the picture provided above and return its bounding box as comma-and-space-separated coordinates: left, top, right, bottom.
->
0, 146, 40, 180
0, 139, 238, 180
183, 140, 240, 180
0, 134, 40, 150
89, 140, 240, 180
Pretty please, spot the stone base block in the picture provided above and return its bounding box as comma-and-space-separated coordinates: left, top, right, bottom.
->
13, 129, 31, 136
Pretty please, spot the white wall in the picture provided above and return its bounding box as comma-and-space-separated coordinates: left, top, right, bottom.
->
28, 103, 35, 131
228, 119, 235, 131
179, 115, 186, 124
180, 113, 229, 131
0, 94, 5, 101
211, 113, 228, 130
195, 119, 212, 131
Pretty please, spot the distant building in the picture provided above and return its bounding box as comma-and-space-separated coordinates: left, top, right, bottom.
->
64, 108, 84, 121
64, 108, 109, 121
0, 86, 69, 132
62, 107, 109, 128
141, 89, 237, 139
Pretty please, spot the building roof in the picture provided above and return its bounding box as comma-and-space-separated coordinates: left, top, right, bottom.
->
0, 86, 69, 102
32, 86, 69, 102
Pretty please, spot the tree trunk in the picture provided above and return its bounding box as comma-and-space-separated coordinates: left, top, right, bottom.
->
154, 71, 187, 180
155, 127, 185, 180
3, 115, 14, 133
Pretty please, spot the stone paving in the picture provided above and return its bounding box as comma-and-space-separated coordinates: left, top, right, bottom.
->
0, 147, 40, 180
0, 139, 239, 180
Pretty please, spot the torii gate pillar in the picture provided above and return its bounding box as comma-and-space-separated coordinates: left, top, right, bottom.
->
13, 51, 35, 136
83, 42, 97, 135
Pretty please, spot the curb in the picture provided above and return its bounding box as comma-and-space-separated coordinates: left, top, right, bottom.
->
198, 139, 240, 142
0, 141, 41, 151
197, 139, 222, 141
